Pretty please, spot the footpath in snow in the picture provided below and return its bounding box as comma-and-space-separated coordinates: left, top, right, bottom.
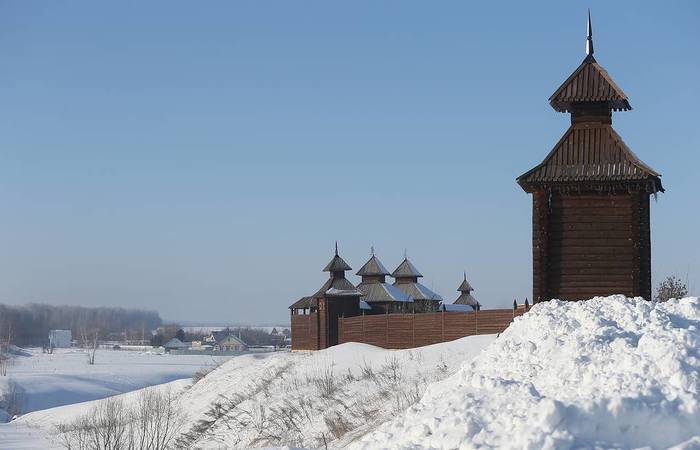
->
353, 296, 700, 450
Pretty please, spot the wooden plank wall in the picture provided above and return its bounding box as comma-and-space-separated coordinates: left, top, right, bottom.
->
337, 308, 527, 349
546, 193, 636, 300
291, 313, 319, 351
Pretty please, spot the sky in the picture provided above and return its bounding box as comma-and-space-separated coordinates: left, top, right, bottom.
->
0, 1, 698, 324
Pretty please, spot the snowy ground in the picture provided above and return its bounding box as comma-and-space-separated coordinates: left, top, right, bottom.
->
2, 296, 699, 450
0, 348, 233, 418
1, 335, 495, 449
353, 296, 700, 449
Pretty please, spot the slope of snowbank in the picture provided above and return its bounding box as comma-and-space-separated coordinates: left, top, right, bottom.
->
176, 335, 495, 448
4, 335, 495, 449
353, 296, 700, 450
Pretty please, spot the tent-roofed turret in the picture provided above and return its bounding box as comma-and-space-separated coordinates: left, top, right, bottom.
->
356, 248, 391, 277
391, 257, 423, 280
517, 11, 662, 304
289, 243, 362, 350
517, 11, 662, 195
549, 12, 630, 113
457, 272, 473, 293
391, 256, 442, 311
453, 272, 479, 310
323, 241, 352, 273
356, 249, 411, 312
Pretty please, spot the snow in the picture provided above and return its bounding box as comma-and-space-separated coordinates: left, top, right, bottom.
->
352, 296, 700, 450
0, 348, 232, 417
3, 295, 699, 449
2, 335, 495, 449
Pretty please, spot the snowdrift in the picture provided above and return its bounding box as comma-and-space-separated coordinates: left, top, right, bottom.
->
3, 335, 496, 449
352, 296, 700, 450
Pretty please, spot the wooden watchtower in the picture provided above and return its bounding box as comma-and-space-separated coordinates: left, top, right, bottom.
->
517, 13, 663, 303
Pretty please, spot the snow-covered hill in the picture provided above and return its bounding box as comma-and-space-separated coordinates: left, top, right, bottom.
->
2, 335, 495, 449
353, 296, 700, 449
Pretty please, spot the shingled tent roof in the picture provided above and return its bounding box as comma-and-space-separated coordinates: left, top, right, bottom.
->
391, 258, 423, 278
356, 255, 391, 277
357, 282, 412, 303
322, 254, 352, 272
322, 242, 352, 272
289, 296, 316, 309
517, 123, 663, 193
393, 282, 442, 302
549, 55, 631, 113
454, 292, 479, 309
457, 272, 473, 293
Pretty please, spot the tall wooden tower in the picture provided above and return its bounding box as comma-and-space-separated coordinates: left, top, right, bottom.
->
517, 12, 663, 303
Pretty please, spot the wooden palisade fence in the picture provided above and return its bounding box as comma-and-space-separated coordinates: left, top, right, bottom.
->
335, 301, 530, 350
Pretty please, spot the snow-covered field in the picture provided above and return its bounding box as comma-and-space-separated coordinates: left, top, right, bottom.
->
2, 295, 698, 450
0, 348, 232, 418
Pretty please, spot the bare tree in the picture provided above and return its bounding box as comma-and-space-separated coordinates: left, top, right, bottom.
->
56, 388, 185, 450
655, 276, 689, 302
0, 379, 24, 418
0, 319, 13, 376
80, 328, 99, 365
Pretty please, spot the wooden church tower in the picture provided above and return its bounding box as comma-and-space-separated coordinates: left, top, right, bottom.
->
517, 12, 663, 303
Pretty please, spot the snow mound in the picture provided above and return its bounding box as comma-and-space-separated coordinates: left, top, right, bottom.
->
352, 296, 700, 450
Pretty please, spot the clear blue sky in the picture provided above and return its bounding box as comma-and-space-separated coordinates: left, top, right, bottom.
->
1, 1, 698, 324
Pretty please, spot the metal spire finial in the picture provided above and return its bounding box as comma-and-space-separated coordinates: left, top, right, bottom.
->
586, 9, 594, 56
370, 245, 375, 256
334, 241, 338, 256
403, 248, 408, 259
463, 271, 467, 281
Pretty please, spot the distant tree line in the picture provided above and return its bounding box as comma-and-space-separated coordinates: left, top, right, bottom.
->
0, 303, 162, 346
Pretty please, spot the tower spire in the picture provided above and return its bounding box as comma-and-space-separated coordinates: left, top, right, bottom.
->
586, 9, 594, 56
335, 241, 338, 256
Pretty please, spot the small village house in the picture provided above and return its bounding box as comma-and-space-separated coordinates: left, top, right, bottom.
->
48, 330, 72, 348
215, 334, 247, 352
163, 337, 188, 352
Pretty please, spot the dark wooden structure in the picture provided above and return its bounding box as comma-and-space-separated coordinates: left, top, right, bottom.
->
453, 272, 480, 310
517, 14, 663, 303
339, 303, 528, 349
391, 257, 443, 312
355, 251, 413, 314
289, 243, 361, 350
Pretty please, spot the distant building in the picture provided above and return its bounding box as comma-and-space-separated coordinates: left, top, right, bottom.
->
48, 330, 72, 348
356, 252, 412, 314
453, 272, 480, 311
392, 257, 442, 312
289, 244, 460, 350
215, 334, 247, 352
202, 330, 248, 352
289, 243, 363, 348
163, 338, 188, 352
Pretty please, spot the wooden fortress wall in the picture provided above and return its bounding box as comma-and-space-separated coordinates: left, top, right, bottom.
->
291, 312, 320, 350
335, 308, 527, 350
